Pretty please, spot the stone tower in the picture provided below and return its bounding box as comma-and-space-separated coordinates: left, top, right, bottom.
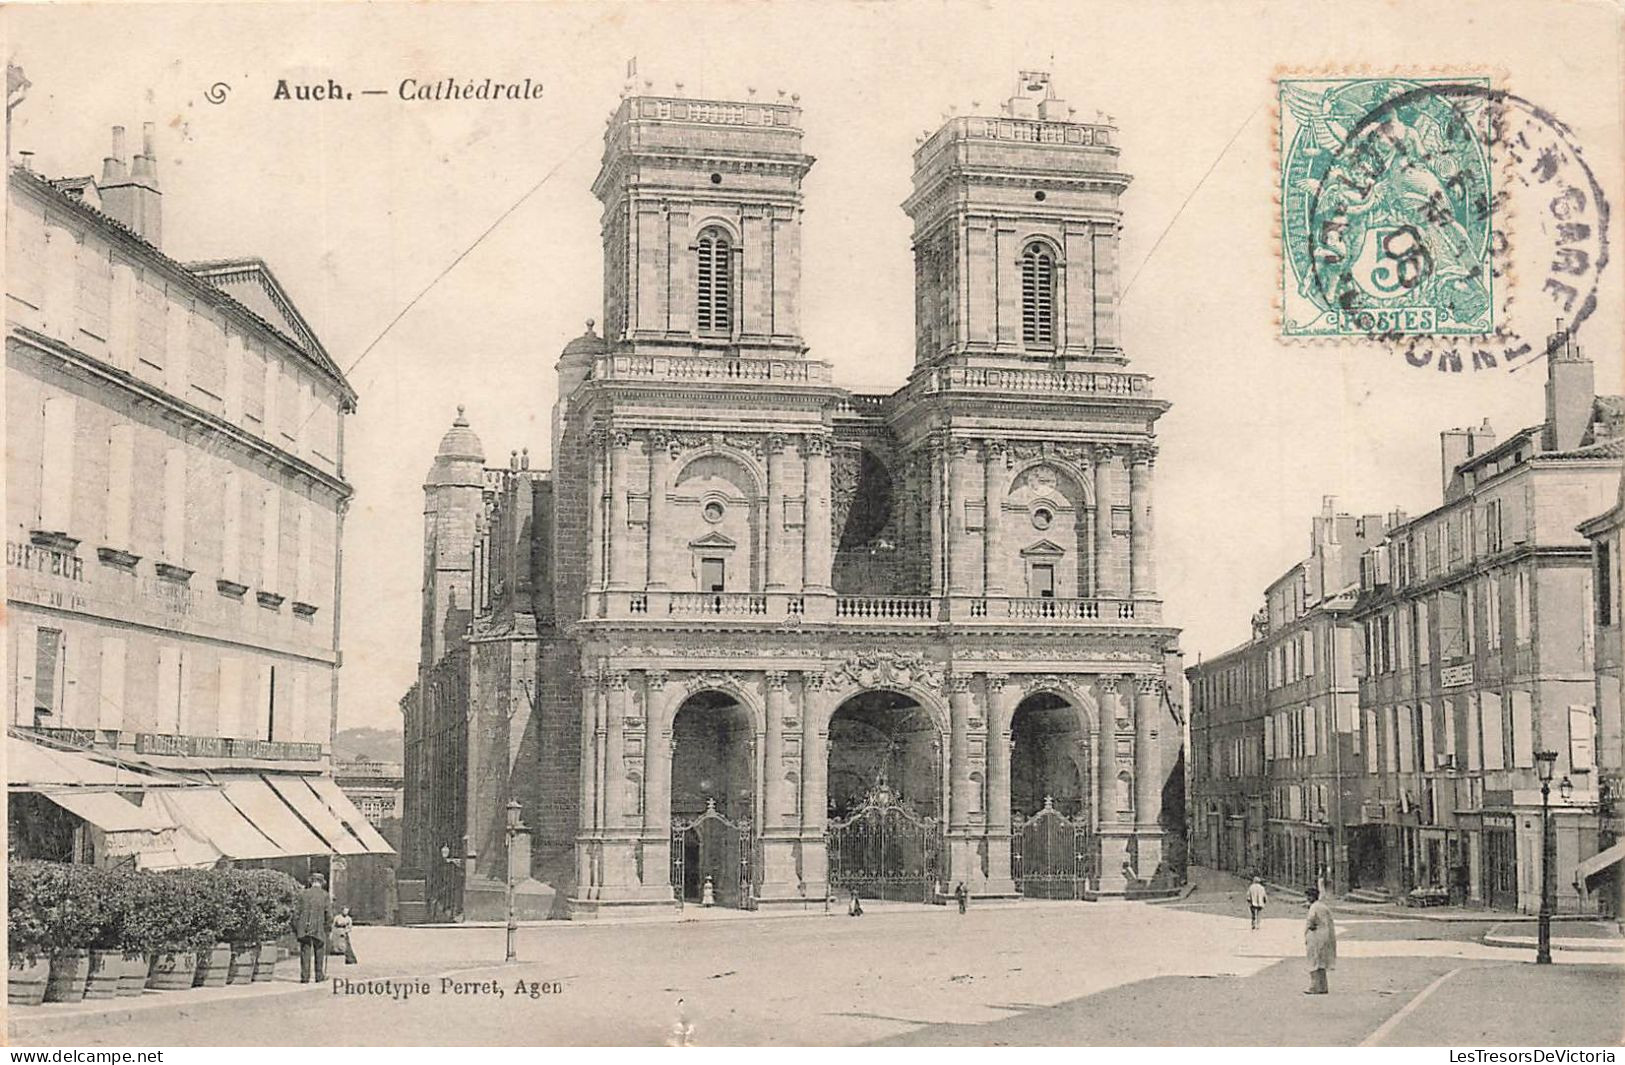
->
904, 71, 1130, 368
421, 407, 485, 667
591, 92, 816, 359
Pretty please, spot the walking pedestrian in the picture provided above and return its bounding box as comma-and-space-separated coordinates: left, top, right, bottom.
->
330, 906, 358, 965
954, 882, 968, 914
1247, 876, 1268, 930
848, 888, 864, 917
293, 872, 334, 983
1303, 885, 1337, 994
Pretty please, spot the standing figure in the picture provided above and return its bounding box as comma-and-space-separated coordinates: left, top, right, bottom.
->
330, 906, 358, 965
848, 888, 864, 917
954, 882, 968, 914
293, 872, 334, 984
701, 875, 716, 908
1247, 876, 1268, 930
1303, 886, 1338, 994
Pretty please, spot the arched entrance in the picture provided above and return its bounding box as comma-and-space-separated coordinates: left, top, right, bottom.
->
669, 690, 756, 908
1009, 692, 1097, 897
825, 689, 944, 901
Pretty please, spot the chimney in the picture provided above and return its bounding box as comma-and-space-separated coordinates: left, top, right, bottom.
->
100, 125, 128, 185
1544, 327, 1595, 451
100, 120, 161, 245
1468, 417, 1496, 459
1440, 427, 1472, 499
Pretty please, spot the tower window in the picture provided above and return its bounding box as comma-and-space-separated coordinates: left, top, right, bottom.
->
696, 227, 733, 336
1021, 242, 1056, 348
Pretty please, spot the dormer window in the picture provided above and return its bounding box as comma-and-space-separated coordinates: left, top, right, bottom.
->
696, 227, 733, 336
1020, 242, 1056, 348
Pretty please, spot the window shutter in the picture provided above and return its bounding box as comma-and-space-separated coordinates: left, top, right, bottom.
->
1482, 692, 1505, 770
105, 425, 135, 549
98, 637, 126, 731
1510, 691, 1534, 767
1421, 700, 1436, 767
38, 395, 77, 533
1466, 693, 1482, 770
12, 625, 36, 727
1570, 705, 1597, 771
260, 488, 281, 590
221, 469, 242, 581
218, 657, 243, 738
162, 448, 187, 563
296, 505, 313, 602
157, 645, 181, 734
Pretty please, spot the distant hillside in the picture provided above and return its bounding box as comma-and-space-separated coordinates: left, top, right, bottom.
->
333, 727, 403, 764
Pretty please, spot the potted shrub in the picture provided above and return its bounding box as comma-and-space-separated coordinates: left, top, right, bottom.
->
42, 862, 109, 1003
7, 860, 53, 1006
83, 867, 127, 1001
221, 870, 265, 984
174, 869, 231, 988
249, 870, 299, 982
111, 872, 151, 997
128, 871, 204, 991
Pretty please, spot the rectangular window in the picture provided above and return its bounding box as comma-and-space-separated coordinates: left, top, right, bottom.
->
221, 469, 242, 581
700, 557, 726, 593
1482, 692, 1505, 770
157, 645, 182, 734
1421, 700, 1436, 768
104, 424, 135, 549
1570, 705, 1597, 772
1385, 706, 1400, 772
1443, 696, 1460, 762
1466, 694, 1482, 771
1398, 705, 1415, 772
38, 395, 77, 533
1486, 499, 1503, 554
98, 637, 126, 731
162, 448, 187, 564
1417, 598, 1431, 665
1486, 576, 1502, 650
1514, 570, 1532, 643
33, 628, 64, 724
260, 488, 281, 590
218, 656, 243, 739
1464, 583, 1477, 655
296, 506, 313, 603
1600, 542, 1614, 627
1305, 630, 1316, 676
1511, 690, 1534, 767
1366, 709, 1380, 773
1030, 563, 1055, 599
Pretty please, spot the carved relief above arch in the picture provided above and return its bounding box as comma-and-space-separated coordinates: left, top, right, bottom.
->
811, 650, 950, 735
652, 670, 766, 735
1014, 674, 1101, 734
670, 445, 765, 498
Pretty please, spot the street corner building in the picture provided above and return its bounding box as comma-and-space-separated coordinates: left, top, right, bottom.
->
5, 116, 393, 891
400, 73, 1187, 922
1189, 333, 1624, 915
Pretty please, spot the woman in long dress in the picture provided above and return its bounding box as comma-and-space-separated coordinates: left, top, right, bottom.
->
1304, 886, 1337, 994
330, 907, 358, 965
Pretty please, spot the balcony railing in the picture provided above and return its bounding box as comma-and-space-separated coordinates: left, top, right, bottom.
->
915, 365, 1152, 399
834, 595, 938, 621
595, 353, 833, 385
588, 591, 1161, 626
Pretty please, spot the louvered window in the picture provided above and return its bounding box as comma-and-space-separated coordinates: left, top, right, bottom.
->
696, 228, 733, 336
1020, 242, 1055, 347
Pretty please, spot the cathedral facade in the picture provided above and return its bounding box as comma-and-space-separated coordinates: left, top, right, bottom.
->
401, 73, 1184, 919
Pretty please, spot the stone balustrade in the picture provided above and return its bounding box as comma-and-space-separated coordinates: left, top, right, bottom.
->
833, 595, 938, 621
594, 353, 833, 385
589, 590, 1160, 627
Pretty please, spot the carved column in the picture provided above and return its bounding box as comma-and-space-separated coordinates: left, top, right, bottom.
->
983, 441, 1006, 595
760, 671, 798, 898
608, 430, 634, 589
603, 672, 630, 826
1093, 446, 1119, 597
802, 434, 833, 592
766, 436, 790, 591
984, 673, 1020, 895
1130, 446, 1155, 597
587, 429, 607, 592
1135, 675, 1164, 875
798, 672, 830, 897
949, 441, 978, 595
929, 440, 946, 595
1096, 674, 1132, 893
574, 671, 601, 898
647, 432, 674, 589
948, 673, 975, 828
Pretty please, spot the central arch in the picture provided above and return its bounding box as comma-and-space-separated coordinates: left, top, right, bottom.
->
1009, 691, 1098, 897
825, 689, 945, 902
669, 689, 757, 907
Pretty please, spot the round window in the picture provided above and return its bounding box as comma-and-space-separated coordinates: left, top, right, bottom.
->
702, 500, 726, 524
710, 172, 723, 185
1034, 190, 1047, 202
1031, 506, 1054, 530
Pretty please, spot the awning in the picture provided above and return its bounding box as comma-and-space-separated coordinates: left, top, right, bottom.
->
218, 776, 333, 857
152, 788, 287, 861
262, 774, 368, 855
43, 790, 173, 833
308, 776, 394, 855
8, 735, 156, 789
1576, 839, 1625, 885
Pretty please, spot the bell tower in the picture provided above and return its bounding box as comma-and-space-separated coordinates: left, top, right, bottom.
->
592, 91, 816, 359
903, 72, 1132, 369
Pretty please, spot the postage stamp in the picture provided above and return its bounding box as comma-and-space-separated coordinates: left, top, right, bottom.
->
1279, 74, 1496, 339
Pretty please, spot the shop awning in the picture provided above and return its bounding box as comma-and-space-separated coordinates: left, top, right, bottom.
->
8, 735, 156, 790
43, 790, 173, 833
218, 776, 333, 857
152, 788, 287, 861
262, 774, 368, 855
307, 776, 394, 855
1576, 839, 1625, 885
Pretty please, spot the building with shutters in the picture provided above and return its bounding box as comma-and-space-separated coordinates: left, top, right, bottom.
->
400, 72, 1187, 920
1348, 330, 1622, 913
1577, 476, 1624, 915
1187, 500, 1392, 895
6, 121, 390, 880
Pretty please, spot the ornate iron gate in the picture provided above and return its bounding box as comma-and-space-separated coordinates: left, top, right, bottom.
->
1012, 799, 1097, 898
827, 787, 945, 902
671, 799, 755, 909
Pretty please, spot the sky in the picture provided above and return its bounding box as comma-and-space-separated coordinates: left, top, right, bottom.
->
7, 0, 1622, 734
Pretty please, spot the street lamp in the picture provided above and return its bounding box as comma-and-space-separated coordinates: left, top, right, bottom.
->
1534, 750, 1557, 965
505, 799, 529, 963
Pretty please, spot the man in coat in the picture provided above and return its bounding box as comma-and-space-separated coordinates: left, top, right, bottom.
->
294, 871, 335, 983
1247, 876, 1269, 930
1303, 885, 1338, 994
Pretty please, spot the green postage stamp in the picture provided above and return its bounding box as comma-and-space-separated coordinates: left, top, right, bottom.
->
1279, 74, 1496, 339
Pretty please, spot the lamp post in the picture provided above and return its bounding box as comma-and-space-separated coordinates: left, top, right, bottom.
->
504, 799, 528, 963
1534, 751, 1557, 964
